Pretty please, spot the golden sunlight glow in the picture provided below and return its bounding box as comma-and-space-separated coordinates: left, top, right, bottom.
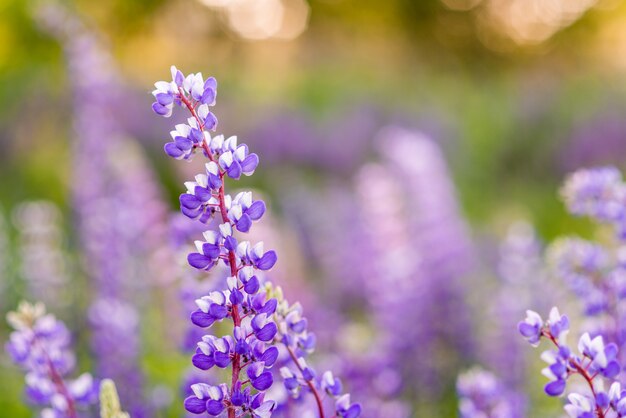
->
197, 0, 310, 40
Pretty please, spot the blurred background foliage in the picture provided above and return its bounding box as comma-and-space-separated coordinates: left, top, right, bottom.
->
2, 0, 626, 416
3, 0, 626, 235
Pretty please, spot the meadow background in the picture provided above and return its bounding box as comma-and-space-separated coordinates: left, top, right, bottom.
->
2, 0, 626, 416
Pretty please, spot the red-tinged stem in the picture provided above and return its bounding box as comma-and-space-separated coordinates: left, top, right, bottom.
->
32, 340, 78, 418
542, 331, 605, 418
180, 91, 241, 418
286, 346, 326, 418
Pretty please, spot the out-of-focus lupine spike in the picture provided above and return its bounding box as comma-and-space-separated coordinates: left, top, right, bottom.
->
519, 166, 626, 417
5, 301, 99, 417
152, 66, 360, 418
561, 166, 626, 237
457, 368, 524, 418
486, 222, 549, 389
546, 167, 626, 363
36, 4, 171, 417
361, 127, 475, 400
13, 201, 70, 308
281, 127, 473, 413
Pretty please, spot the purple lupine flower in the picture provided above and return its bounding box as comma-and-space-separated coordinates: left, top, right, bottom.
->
280, 126, 470, 413
152, 67, 359, 418
560, 111, 626, 173
457, 368, 524, 418
356, 127, 475, 400
481, 221, 549, 401
518, 307, 626, 418
561, 166, 626, 236
37, 5, 171, 416
13, 201, 70, 309
5, 301, 98, 417
267, 284, 361, 418
548, 237, 612, 315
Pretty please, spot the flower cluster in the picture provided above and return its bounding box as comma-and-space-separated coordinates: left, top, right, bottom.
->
561, 166, 626, 236
5, 301, 98, 418
38, 5, 168, 416
547, 167, 626, 352
547, 237, 622, 317
518, 307, 626, 417
152, 66, 358, 418
267, 284, 361, 418
457, 368, 523, 418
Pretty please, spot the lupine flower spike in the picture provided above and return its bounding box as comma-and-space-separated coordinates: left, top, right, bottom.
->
151, 66, 360, 418
519, 307, 626, 418
5, 301, 98, 418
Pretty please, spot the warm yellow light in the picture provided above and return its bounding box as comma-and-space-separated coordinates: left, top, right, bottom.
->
481, 0, 598, 45
196, 0, 310, 41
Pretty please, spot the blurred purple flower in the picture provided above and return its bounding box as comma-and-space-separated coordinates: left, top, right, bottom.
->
5, 301, 98, 417
37, 5, 171, 417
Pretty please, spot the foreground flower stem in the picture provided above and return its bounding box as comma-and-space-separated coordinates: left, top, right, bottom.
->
542, 330, 605, 418
179, 87, 242, 418
44, 350, 78, 418
285, 345, 325, 418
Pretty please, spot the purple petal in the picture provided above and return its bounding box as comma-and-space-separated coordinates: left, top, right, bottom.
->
152, 102, 170, 116
194, 186, 212, 203
181, 205, 202, 219
241, 153, 259, 174
606, 343, 619, 360
247, 200, 266, 220
214, 351, 231, 368
184, 396, 207, 414
244, 276, 260, 294
344, 404, 362, 418
260, 347, 278, 367
227, 160, 242, 180
260, 298, 277, 315
204, 77, 217, 91
180, 194, 201, 209
202, 243, 220, 259
164, 142, 185, 159
204, 112, 218, 131
191, 310, 215, 328
189, 128, 203, 144
175, 136, 193, 151
188, 253, 213, 269
518, 322, 538, 338
201, 88, 216, 105
224, 236, 238, 252
236, 214, 252, 233
251, 393, 264, 410
207, 173, 222, 189
209, 304, 228, 319
544, 379, 566, 397
255, 322, 278, 342
156, 93, 174, 105
192, 353, 215, 370
604, 360, 621, 378
206, 399, 225, 416
256, 251, 277, 270
251, 371, 273, 391
174, 70, 185, 87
